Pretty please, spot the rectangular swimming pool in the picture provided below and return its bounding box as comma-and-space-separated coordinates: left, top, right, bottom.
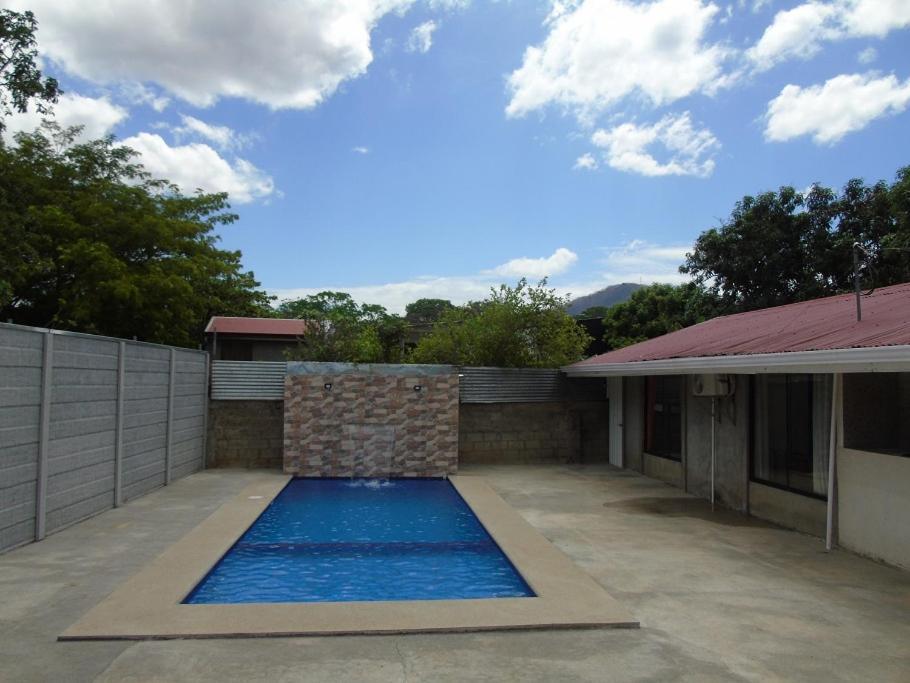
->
184, 478, 535, 603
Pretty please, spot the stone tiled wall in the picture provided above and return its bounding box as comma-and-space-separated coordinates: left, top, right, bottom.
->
207, 400, 283, 468
283, 363, 459, 477
459, 401, 610, 465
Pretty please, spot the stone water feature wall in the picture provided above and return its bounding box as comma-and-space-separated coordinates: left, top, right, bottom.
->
283, 362, 459, 477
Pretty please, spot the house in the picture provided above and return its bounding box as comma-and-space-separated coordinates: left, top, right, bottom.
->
564, 282, 910, 569
204, 316, 306, 361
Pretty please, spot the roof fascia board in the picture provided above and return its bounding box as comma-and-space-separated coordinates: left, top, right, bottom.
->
563, 345, 910, 377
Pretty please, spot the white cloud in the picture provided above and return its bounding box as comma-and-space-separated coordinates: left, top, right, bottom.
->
505, 0, 734, 122
120, 133, 275, 203
3, 92, 128, 144
764, 72, 910, 144
172, 115, 250, 151
407, 20, 438, 53
119, 82, 170, 112
591, 112, 719, 177
486, 247, 579, 278
594, 240, 691, 284
748, 0, 910, 71
9, 0, 416, 109
857, 46, 877, 64
352, 146, 370, 154
574, 153, 599, 170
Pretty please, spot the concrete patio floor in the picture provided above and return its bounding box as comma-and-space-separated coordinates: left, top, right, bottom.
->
1, 464, 908, 682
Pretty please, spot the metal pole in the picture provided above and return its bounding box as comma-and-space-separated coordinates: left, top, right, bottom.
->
853, 245, 862, 322
114, 341, 126, 506
825, 373, 840, 552
35, 331, 53, 540
710, 396, 716, 507
165, 348, 176, 485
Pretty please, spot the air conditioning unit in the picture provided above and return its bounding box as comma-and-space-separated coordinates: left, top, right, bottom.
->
692, 374, 735, 397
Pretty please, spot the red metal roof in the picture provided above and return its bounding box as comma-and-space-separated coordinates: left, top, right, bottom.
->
204, 316, 307, 336
572, 282, 910, 367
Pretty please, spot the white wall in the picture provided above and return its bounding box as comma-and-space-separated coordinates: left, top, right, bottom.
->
837, 447, 910, 570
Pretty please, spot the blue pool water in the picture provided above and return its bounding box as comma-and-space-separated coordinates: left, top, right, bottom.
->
184, 478, 535, 603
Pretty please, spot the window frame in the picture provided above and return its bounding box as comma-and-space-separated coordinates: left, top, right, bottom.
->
642, 375, 684, 462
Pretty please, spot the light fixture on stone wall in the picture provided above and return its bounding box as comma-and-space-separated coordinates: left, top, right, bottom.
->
413, 385, 422, 392
324, 382, 333, 390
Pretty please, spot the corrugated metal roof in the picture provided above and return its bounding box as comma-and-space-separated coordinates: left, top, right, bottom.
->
572, 282, 910, 368
205, 316, 307, 336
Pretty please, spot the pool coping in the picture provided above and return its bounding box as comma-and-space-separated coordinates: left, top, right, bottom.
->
59, 472, 638, 640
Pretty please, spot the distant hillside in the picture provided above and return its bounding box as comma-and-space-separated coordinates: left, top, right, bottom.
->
566, 282, 643, 316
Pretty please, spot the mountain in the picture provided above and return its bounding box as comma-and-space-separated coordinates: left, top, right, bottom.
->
566, 283, 643, 316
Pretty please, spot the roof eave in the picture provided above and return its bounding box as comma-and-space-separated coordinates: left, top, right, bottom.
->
563, 345, 910, 377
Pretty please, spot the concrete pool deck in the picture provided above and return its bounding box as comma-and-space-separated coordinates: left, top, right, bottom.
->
1, 464, 909, 681
59, 474, 636, 639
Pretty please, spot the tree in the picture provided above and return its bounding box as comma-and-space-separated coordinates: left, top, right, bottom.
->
600, 283, 721, 350
404, 298, 454, 325
410, 279, 591, 367
682, 168, 910, 312
0, 9, 60, 132
0, 123, 273, 346
576, 305, 610, 319
278, 291, 405, 363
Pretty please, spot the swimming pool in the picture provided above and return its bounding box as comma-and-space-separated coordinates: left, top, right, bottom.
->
184, 478, 535, 603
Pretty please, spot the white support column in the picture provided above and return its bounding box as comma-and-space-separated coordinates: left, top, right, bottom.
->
165, 348, 176, 485
201, 352, 210, 470
825, 373, 841, 551
114, 341, 126, 506
35, 331, 53, 540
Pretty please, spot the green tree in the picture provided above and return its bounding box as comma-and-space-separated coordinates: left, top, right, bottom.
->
576, 305, 610, 319
278, 291, 405, 363
404, 298, 454, 325
0, 9, 60, 132
682, 168, 910, 312
600, 283, 720, 350
410, 279, 591, 367
0, 123, 272, 346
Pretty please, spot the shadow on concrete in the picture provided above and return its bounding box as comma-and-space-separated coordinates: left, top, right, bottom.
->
603, 496, 770, 528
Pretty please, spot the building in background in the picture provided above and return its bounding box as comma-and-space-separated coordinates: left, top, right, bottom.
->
204, 317, 306, 361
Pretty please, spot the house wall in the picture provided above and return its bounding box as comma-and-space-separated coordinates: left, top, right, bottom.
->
207, 400, 283, 468
642, 452, 683, 487
748, 481, 827, 536
283, 362, 459, 477
459, 401, 609, 465
685, 377, 750, 511
622, 377, 645, 473
837, 448, 910, 569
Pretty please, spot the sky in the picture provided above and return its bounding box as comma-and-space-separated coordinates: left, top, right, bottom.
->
5, 0, 910, 313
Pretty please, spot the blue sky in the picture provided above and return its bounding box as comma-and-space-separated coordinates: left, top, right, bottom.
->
6, 0, 910, 312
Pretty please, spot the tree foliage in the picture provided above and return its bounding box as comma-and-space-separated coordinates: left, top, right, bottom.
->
600, 283, 720, 350
682, 168, 910, 311
404, 298, 454, 325
0, 9, 60, 132
0, 124, 273, 346
410, 279, 591, 367
278, 291, 405, 363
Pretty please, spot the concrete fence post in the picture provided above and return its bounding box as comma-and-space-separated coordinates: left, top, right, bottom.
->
114, 341, 126, 506
165, 347, 176, 485
201, 352, 210, 470
35, 331, 53, 541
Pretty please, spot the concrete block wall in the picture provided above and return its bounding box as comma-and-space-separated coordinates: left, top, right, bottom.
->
459, 401, 609, 465
0, 323, 207, 554
207, 400, 284, 468
283, 362, 459, 477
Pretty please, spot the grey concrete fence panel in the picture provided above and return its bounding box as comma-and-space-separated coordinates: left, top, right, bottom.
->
0, 323, 208, 553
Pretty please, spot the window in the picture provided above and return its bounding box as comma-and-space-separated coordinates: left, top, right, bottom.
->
843, 373, 910, 457
751, 374, 832, 498
644, 376, 682, 460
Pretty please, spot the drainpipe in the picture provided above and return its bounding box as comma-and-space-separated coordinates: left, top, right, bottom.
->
825, 373, 840, 552
711, 396, 716, 508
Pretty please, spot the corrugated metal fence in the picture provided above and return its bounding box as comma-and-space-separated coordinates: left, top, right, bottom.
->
0, 323, 209, 553
208, 361, 606, 404
211, 361, 285, 400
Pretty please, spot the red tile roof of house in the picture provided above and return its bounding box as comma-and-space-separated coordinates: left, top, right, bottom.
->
204, 316, 307, 336
571, 282, 910, 368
